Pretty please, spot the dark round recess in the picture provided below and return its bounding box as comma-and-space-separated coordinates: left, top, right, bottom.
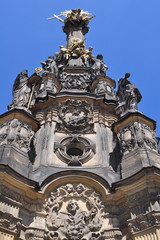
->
67, 147, 83, 157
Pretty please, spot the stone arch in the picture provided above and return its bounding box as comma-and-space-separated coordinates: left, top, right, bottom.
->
40, 170, 111, 193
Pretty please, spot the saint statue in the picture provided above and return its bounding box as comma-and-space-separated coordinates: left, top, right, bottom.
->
9, 70, 31, 109
41, 56, 58, 76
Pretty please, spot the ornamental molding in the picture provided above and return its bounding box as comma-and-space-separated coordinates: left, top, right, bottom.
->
54, 134, 95, 166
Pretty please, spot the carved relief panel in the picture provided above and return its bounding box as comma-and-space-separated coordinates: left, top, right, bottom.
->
58, 99, 93, 133
0, 119, 34, 151
60, 72, 91, 90
117, 121, 158, 154
43, 183, 118, 240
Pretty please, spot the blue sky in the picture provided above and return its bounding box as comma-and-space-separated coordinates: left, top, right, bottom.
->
1, 0, 160, 136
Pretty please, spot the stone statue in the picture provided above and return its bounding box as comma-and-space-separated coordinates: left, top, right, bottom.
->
41, 56, 58, 76
91, 54, 108, 76
116, 73, 142, 115
9, 70, 31, 109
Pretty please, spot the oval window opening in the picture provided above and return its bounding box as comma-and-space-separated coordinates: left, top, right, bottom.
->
67, 148, 83, 156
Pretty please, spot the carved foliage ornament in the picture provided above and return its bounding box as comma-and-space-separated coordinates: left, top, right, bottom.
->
44, 183, 109, 240
58, 99, 93, 132
0, 119, 34, 151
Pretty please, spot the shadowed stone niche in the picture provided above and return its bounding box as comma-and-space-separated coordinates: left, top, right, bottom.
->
54, 134, 95, 166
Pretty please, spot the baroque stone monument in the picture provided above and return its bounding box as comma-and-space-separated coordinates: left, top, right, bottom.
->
0, 9, 160, 240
